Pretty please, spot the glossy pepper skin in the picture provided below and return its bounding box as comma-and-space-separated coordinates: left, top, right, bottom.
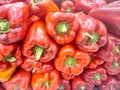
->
104, 56, 120, 75
72, 76, 95, 90
94, 33, 120, 62
0, 65, 16, 82
60, 0, 76, 13
24, 0, 59, 18
75, 0, 106, 14
0, 2, 30, 44
54, 44, 90, 77
46, 12, 79, 45
22, 20, 58, 63
31, 69, 61, 90
87, 54, 104, 69
57, 78, 71, 90
98, 76, 120, 90
21, 57, 54, 73
75, 12, 107, 52
0, 0, 20, 6
2, 68, 31, 90
82, 66, 107, 85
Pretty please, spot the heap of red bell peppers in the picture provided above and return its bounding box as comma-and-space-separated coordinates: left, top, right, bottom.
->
0, 0, 120, 90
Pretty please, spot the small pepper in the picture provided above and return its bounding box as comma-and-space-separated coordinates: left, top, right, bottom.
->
75, 12, 107, 52
45, 12, 79, 44
2, 68, 31, 90
72, 76, 95, 90
21, 57, 54, 73
22, 20, 59, 62
0, 65, 16, 82
75, 0, 106, 14
54, 44, 90, 77
104, 56, 120, 75
31, 69, 61, 90
98, 76, 120, 90
82, 66, 107, 85
94, 33, 120, 62
0, 2, 30, 44
57, 78, 71, 90
60, 0, 76, 13
25, 0, 59, 18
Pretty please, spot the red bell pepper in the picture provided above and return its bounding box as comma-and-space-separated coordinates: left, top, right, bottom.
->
82, 66, 107, 85
0, 2, 30, 44
60, 0, 76, 13
24, 0, 59, 18
45, 12, 79, 44
0, 61, 8, 71
21, 57, 54, 73
57, 78, 71, 90
94, 33, 120, 62
0, 0, 20, 6
87, 54, 104, 69
75, 0, 106, 14
75, 12, 107, 52
22, 20, 59, 62
2, 68, 31, 90
104, 56, 120, 75
31, 69, 61, 90
88, 0, 120, 37
98, 76, 120, 90
72, 76, 95, 90
54, 44, 90, 77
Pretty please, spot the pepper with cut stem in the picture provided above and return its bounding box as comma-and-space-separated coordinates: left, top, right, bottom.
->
0, 20, 9, 33
22, 20, 58, 62
75, 12, 107, 52
60, 0, 76, 13
46, 12, 79, 44
54, 44, 90, 78
82, 66, 107, 85
31, 69, 61, 90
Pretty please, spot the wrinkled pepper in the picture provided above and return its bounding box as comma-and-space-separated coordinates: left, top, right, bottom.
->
24, 0, 59, 18
21, 57, 54, 73
82, 66, 107, 85
0, 65, 16, 82
0, 2, 30, 44
75, 0, 106, 14
45, 12, 79, 44
104, 56, 120, 75
94, 33, 120, 62
87, 54, 104, 69
57, 78, 71, 90
22, 20, 59, 62
54, 44, 90, 76
98, 76, 120, 90
2, 68, 31, 90
0, 0, 20, 6
0, 61, 8, 71
72, 76, 95, 90
75, 12, 107, 52
31, 69, 61, 90
60, 0, 76, 13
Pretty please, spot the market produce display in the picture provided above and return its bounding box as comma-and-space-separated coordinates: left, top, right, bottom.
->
0, 0, 120, 90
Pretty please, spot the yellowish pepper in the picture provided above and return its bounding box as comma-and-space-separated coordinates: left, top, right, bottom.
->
0, 65, 17, 82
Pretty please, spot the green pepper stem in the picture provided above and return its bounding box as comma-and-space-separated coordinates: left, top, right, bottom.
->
79, 86, 86, 90
56, 21, 70, 35
31, 0, 41, 5
113, 46, 120, 55
13, 85, 19, 90
65, 56, 77, 67
93, 73, 101, 81
33, 46, 44, 60
112, 61, 119, 69
0, 20, 9, 33
3, 54, 16, 62
66, 7, 72, 13
85, 32, 99, 44
44, 80, 50, 86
